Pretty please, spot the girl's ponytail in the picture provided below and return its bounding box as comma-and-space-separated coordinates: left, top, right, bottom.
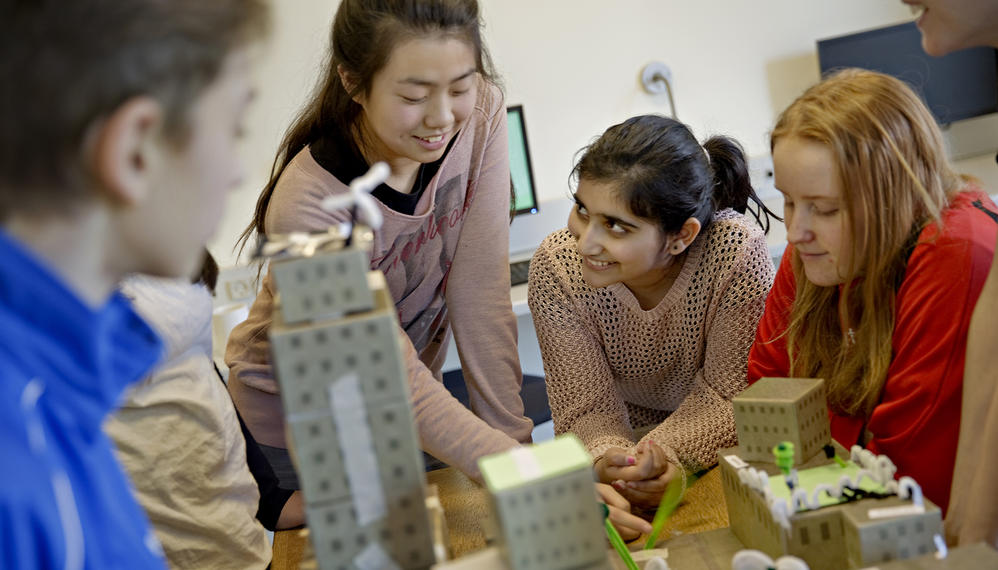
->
572, 115, 778, 238
705, 136, 776, 234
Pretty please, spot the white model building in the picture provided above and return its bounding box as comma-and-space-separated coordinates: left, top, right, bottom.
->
478, 435, 611, 570
268, 225, 435, 570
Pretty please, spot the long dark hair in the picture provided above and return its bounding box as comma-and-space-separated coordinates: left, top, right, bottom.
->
195, 249, 219, 294
572, 114, 778, 236
236, 0, 496, 256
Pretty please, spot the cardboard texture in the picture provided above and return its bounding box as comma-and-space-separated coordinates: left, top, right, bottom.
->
733, 377, 830, 464
272, 248, 373, 325
869, 542, 998, 569
479, 436, 611, 570
839, 497, 941, 567
722, 377, 945, 570
270, 244, 433, 570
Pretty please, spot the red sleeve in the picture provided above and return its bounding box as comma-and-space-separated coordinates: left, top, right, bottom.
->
747, 244, 795, 383
866, 192, 998, 514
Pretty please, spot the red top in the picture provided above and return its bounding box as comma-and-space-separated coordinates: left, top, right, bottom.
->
748, 189, 998, 513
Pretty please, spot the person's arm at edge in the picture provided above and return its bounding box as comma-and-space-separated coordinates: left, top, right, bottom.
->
866, 216, 992, 513
445, 85, 532, 443
948, 232, 998, 548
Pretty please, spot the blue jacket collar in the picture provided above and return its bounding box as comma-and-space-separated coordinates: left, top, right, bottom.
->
0, 229, 163, 433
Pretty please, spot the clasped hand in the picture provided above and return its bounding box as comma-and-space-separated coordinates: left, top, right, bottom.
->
596, 441, 677, 509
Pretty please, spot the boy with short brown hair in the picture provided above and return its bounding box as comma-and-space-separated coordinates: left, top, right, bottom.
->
0, 1, 268, 566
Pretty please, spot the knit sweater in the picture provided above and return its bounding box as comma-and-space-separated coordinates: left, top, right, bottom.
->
528, 210, 775, 470
226, 79, 529, 480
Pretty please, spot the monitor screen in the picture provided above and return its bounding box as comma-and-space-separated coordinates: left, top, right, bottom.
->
817, 21, 998, 124
507, 105, 538, 215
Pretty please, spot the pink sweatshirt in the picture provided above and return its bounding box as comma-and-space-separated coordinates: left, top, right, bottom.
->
226, 81, 531, 479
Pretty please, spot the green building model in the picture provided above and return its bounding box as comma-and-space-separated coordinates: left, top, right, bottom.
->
479, 435, 611, 570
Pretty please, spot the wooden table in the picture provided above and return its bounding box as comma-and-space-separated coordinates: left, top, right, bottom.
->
272, 466, 728, 569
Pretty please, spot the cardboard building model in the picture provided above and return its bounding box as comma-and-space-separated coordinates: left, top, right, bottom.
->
479, 435, 611, 570
721, 377, 943, 570
733, 377, 830, 465
268, 225, 436, 570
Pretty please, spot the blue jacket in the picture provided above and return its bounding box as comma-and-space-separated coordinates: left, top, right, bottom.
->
0, 230, 165, 569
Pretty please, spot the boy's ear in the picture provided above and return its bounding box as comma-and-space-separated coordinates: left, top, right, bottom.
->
337, 64, 363, 104
88, 96, 163, 207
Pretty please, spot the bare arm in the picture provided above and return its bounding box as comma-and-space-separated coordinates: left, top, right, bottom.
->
445, 92, 532, 443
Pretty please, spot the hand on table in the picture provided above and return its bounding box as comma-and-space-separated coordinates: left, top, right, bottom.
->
596, 441, 678, 509
595, 483, 652, 542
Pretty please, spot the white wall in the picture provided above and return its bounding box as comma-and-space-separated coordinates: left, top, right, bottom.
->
482, 1, 904, 195
211, 1, 337, 268
208, 0, 998, 267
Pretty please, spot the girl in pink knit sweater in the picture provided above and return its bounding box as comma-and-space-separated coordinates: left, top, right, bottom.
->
528, 115, 777, 514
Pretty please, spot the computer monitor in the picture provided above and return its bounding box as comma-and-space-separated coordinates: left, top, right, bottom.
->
507, 105, 539, 215
817, 22, 998, 125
